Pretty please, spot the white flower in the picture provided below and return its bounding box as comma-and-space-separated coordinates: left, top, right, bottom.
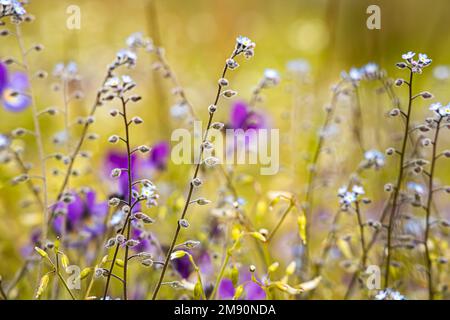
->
429, 102, 450, 117
375, 289, 406, 300
0, 134, 10, 150
105, 77, 120, 88
337, 186, 347, 197
116, 49, 137, 68
340, 192, 356, 207
418, 53, 432, 66
126, 32, 153, 51
286, 59, 310, 75
236, 35, 254, 50
262, 68, 281, 87
407, 182, 425, 195
352, 185, 365, 195
364, 149, 385, 169
433, 65, 450, 80
402, 51, 415, 60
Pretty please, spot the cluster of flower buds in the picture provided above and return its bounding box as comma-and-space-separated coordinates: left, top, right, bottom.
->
397, 51, 432, 74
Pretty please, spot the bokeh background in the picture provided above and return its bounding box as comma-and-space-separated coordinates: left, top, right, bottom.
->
0, 0, 449, 299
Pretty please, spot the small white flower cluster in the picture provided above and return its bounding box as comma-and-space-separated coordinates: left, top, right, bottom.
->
341, 63, 382, 83
140, 182, 159, 208
0, 0, 26, 19
261, 68, 281, 88
338, 185, 365, 209
429, 102, 450, 118
286, 59, 310, 76
398, 51, 432, 74
235, 35, 256, 59
364, 149, 385, 169
407, 181, 426, 195
126, 32, 153, 52
53, 62, 79, 81
103, 75, 137, 100
114, 49, 137, 69
375, 288, 406, 300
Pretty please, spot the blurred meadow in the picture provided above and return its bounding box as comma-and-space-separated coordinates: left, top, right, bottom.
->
0, 0, 449, 300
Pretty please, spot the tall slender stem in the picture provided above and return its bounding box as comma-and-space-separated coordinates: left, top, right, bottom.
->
423, 117, 442, 300
151, 50, 238, 300
121, 96, 133, 300
102, 97, 133, 300
384, 70, 414, 288
303, 83, 342, 273
15, 24, 49, 243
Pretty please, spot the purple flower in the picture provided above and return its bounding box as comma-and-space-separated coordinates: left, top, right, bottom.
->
217, 270, 266, 300
147, 141, 170, 171
52, 190, 108, 237
218, 278, 235, 299
131, 226, 152, 252
229, 101, 268, 131
0, 63, 31, 112
172, 254, 193, 279
104, 150, 138, 199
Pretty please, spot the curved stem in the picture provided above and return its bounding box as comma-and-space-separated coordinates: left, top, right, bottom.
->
423, 117, 442, 300
384, 70, 414, 288
151, 50, 238, 300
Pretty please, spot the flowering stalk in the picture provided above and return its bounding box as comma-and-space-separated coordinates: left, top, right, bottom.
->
13, 24, 50, 246
384, 71, 413, 288
302, 81, 343, 271
385, 52, 432, 288
151, 36, 255, 300
423, 104, 447, 300
102, 75, 148, 300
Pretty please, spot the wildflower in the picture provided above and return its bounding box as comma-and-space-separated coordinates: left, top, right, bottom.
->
400, 51, 432, 74
364, 149, 385, 169
341, 67, 362, 83
362, 62, 380, 79
262, 68, 281, 87
115, 49, 137, 68
144, 141, 170, 171
375, 288, 406, 300
126, 32, 153, 51
401, 51, 415, 60
235, 35, 255, 58
0, 62, 31, 112
429, 102, 450, 118
286, 59, 310, 76
52, 190, 108, 244
407, 182, 426, 195
0, 0, 26, 19
433, 65, 450, 80
229, 101, 268, 131
104, 150, 138, 199
338, 185, 364, 209
53, 62, 79, 81
141, 183, 158, 208
0, 133, 10, 150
